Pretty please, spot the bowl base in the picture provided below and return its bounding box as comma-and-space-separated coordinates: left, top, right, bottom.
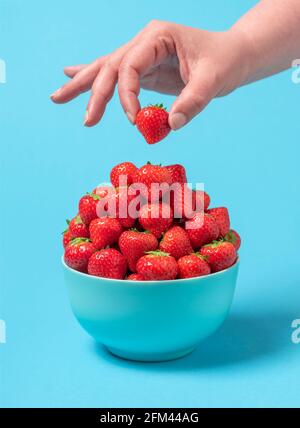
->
105, 345, 195, 362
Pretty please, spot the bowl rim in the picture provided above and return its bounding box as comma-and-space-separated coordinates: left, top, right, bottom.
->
62, 255, 239, 286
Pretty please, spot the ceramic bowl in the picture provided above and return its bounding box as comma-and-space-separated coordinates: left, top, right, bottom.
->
62, 257, 239, 362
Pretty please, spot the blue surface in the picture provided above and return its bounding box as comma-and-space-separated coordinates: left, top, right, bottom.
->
1, 0, 300, 408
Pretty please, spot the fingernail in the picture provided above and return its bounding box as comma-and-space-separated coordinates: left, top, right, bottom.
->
84, 110, 89, 126
126, 112, 134, 124
50, 88, 61, 99
169, 112, 187, 130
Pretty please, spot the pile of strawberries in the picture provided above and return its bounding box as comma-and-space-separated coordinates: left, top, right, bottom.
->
63, 162, 241, 281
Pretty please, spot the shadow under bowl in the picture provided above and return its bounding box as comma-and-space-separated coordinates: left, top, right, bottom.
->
62, 257, 239, 362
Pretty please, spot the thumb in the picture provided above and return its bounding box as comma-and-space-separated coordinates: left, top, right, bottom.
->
169, 62, 219, 130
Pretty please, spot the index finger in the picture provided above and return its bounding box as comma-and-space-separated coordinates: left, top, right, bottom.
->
118, 40, 169, 122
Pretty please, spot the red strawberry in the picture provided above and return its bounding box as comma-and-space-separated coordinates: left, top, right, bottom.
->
159, 226, 193, 260
200, 241, 237, 272
97, 186, 137, 229
110, 162, 137, 187
185, 213, 219, 249
119, 229, 158, 272
139, 202, 173, 238
68, 215, 89, 239
92, 185, 113, 198
89, 217, 123, 249
78, 193, 101, 226
206, 207, 230, 237
166, 164, 187, 184
62, 229, 72, 248
132, 163, 172, 201
127, 273, 145, 281
88, 248, 127, 279
136, 104, 171, 144
177, 253, 211, 279
64, 238, 95, 272
171, 186, 210, 219
136, 251, 178, 280
224, 229, 241, 251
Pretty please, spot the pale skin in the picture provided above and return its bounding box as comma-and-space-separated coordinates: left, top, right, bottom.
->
51, 0, 300, 130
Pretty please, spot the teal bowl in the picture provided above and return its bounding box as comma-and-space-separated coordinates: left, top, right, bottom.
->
62, 258, 239, 362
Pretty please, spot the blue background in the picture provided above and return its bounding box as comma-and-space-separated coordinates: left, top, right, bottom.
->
1, 0, 300, 408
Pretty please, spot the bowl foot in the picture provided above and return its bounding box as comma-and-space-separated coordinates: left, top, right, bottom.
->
105, 345, 195, 362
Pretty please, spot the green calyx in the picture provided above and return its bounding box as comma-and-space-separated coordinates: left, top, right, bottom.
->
86, 192, 102, 201
149, 103, 167, 110
146, 161, 162, 167
224, 230, 237, 244
74, 215, 83, 224
193, 252, 208, 262
202, 240, 222, 249
130, 228, 151, 234
70, 237, 91, 245
145, 250, 170, 257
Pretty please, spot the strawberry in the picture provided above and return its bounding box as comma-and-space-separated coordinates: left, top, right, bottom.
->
136, 104, 171, 144
166, 164, 187, 184
136, 251, 178, 280
224, 229, 241, 251
78, 193, 101, 226
92, 185, 113, 198
171, 186, 210, 219
119, 229, 158, 272
97, 186, 137, 229
62, 229, 72, 248
127, 273, 145, 281
110, 162, 137, 187
89, 217, 123, 249
159, 226, 193, 260
200, 241, 237, 272
88, 248, 127, 279
139, 202, 173, 238
132, 163, 172, 201
185, 213, 219, 249
177, 253, 211, 279
68, 215, 89, 239
64, 238, 95, 272
206, 207, 230, 237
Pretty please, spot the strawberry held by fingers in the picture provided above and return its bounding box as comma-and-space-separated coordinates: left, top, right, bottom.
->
200, 241, 237, 272
136, 104, 171, 144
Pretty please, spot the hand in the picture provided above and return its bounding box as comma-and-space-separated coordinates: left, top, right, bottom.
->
50, 20, 250, 129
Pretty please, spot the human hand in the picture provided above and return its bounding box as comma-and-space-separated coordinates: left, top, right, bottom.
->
50, 20, 251, 130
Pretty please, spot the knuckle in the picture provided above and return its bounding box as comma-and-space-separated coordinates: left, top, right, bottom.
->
191, 94, 206, 111
147, 19, 169, 32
